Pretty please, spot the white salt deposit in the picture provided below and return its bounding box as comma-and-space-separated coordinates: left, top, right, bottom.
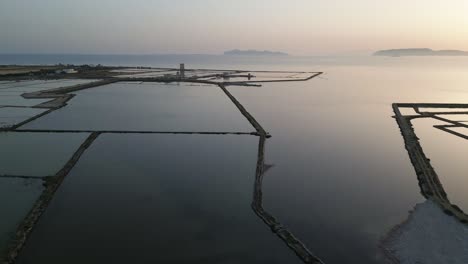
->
382, 200, 468, 264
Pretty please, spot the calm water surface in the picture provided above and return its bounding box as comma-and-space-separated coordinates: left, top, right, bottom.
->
0, 178, 43, 259
8, 55, 468, 263
17, 135, 301, 264
0, 132, 89, 176
24, 83, 253, 132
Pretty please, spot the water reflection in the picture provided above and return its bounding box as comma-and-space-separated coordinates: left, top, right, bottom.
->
16, 134, 307, 264
252, 135, 325, 263
379, 103, 468, 263
393, 103, 468, 221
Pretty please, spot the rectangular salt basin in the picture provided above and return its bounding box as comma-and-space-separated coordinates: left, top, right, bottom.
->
0, 80, 99, 91
0, 96, 49, 107
398, 107, 418, 116
16, 134, 301, 264
0, 178, 43, 259
0, 108, 46, 129
246, 71, 316, 81
199, 72, 316, 82
0, 80, 99, 107
412, 118, 468, 212
111, 68, 173, 73
23, 83, 254, 132
419, 107, 468, 113
116, 71, 176, 78
0, 81, 45, 90
0, 132, 89, 177
227, 82, 425, 263
435, 114, 468, 122
449, 126, 468, 137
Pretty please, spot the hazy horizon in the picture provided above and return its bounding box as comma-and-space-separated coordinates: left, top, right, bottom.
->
1, 2, 468, 263
1, 0, 468, 56
0, 51, 375, 56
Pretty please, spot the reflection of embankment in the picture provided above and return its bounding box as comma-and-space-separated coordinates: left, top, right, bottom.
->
381, 200, 468, 264
251, 136, 324, 264
393, 103, 468, 223
4, 132, 100, 262
220, 82, 323, 263
2, 70, 325, 263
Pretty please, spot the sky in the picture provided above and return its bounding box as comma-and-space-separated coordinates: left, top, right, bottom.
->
1, 0, 468, 55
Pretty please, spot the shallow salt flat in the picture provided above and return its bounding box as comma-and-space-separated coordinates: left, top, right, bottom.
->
398, 108, 418, 115
0, 132, 89, 177
382, 200, 468, 264
0, 96, 49, 107
0, 178, 43, 259
23, 82, 254, 132
419, 107, 468, 113
0, 81, 50, 107
434, 114, 468, 122
0, 80, 99, 91
412, 118, 468, 212
110, 68, 164, 73
197, 71, 317, 82
449, 126, 468, 136
227, 81, 425, 263
0, 81, 45, 89
116, 71, 175, 78
16, 134, 302, 264
0, 79, 99, 107
0, 108, 46, 129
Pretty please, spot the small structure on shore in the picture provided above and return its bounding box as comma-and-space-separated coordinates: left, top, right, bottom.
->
179, 63, 185, 78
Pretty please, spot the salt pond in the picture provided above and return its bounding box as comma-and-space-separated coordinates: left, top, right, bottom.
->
23, 83, 254, 132
17, 134, 302, 264
0, 178, 43, 259
0, 132, 89, 176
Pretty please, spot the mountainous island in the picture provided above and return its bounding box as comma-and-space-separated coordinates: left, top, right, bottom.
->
224, 49, 289, 56
374, 48, 468, 57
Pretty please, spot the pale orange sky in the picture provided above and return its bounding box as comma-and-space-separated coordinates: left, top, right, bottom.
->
1, 0, 468, 55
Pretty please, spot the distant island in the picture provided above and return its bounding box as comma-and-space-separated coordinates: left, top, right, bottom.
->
374, 48, 468, 57
224, 49, 289, 56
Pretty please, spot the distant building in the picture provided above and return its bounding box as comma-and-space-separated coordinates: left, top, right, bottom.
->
179, 64, 185, 78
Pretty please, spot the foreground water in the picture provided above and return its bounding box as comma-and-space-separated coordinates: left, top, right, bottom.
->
17, 135, 302, 264
5, 55, 468, 263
